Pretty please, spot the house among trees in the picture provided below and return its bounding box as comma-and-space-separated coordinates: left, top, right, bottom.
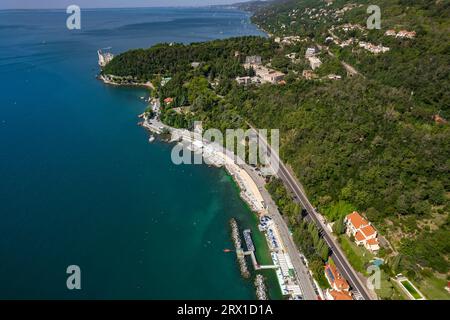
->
345, 211, 380, 252
308, 56, 322, 70
302, 70, 317, 80
163, 97, 174, 105
242, 63, 285, 85
245, 55, 262, 65
396, 30, 416, 39
327, 74, 342, 80
235, 76, 260, 86
384, 29, 416, 39
358, 42, 390, 54
305, 47, 316, 58
324, 263, 353, 300
385, 29, 397, 37
261, 69, 285, 84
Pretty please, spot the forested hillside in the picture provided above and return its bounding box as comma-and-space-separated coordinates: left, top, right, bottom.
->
247, 0, 449, 295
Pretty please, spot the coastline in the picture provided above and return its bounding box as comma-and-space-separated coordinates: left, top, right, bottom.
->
140, 113, 267, 215
96, 11, 316, 300
139, 108, 316, 300
98, 74, 155, 90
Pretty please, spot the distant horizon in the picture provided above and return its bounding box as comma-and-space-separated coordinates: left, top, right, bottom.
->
0, 0, 257, 10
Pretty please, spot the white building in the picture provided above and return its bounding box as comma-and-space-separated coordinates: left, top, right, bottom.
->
359, 42, 390, 54
235, 76, 260, 86
245, 55, 262, 65
396, 30, 416, 39
327, 74, 342, 80
243, 64, 285, 85
305, 47, 316, 58
308, 57, 322, 70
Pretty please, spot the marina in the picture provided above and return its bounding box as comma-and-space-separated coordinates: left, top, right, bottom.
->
259, 216, 304, 300
243, 229, 255, 252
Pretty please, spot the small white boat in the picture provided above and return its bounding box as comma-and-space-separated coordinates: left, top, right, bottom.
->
148, 135, 155, 143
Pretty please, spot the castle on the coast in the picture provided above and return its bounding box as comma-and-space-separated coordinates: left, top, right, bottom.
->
97, 49, 114, 67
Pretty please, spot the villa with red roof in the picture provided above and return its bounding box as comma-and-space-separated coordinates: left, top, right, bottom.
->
163, 97, 174, 105
345, 211, 380, 252
326, 289, 353, 300
324, 263, 353, 300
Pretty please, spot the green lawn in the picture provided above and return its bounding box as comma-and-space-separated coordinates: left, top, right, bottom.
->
322, 200, 356, 221
401, 280, 422, 299
392, 280, 410, 300
339, 235, 373, 274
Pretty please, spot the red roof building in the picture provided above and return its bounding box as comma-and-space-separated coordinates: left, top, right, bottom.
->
325, 289, 353, 300
325, 263, 350, 292
164, 97, 174, 104
345, 211, 380, 252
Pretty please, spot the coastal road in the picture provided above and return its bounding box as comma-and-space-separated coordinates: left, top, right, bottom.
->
242, 165, 319, 300
252, 125, 374, 300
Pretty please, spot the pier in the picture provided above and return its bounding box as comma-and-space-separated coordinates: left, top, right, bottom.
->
242, 229, 277, 271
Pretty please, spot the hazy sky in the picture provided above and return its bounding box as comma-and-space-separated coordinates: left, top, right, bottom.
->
0, 0, 253, 10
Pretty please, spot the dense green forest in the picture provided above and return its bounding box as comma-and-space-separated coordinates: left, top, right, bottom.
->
103, 0, 449, 298
103, 37, 277, 80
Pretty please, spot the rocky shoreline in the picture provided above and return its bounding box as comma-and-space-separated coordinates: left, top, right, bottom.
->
98, 74, 154, 89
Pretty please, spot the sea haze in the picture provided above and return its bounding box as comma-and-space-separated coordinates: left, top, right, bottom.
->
0, 7, 266, 299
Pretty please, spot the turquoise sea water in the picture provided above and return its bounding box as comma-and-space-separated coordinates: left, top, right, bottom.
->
0, 7, 270, 299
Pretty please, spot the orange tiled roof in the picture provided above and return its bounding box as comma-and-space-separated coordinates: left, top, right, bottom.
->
346, 211, 369, 229
355, 231, 365, 242
360, 225, 376, 238
329, 289, 353, 300
325, 264, 350, 291
367, 238, 379, 245
164, 97, 174, 103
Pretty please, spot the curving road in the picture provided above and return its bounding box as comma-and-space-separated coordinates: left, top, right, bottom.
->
252, 125, 374, 300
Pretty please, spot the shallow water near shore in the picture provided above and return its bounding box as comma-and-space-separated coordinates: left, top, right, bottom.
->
0, 7, 279, 299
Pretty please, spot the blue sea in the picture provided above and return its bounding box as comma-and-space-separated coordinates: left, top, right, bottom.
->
0, 7, 270, 299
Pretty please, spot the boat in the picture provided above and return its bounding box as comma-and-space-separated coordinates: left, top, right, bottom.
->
223, 249, 233, 253
148, 135, 155, 143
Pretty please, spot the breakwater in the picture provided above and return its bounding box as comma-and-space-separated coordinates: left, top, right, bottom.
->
230, 218, 251, 279
254, 274, 268, 300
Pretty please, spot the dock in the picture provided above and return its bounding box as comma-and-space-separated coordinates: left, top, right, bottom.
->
243, 229, 255, 252
242, 229, 277, 271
